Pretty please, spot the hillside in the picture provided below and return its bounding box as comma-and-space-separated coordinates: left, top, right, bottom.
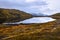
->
0, 8, 33, 23
51, 13, 60, 19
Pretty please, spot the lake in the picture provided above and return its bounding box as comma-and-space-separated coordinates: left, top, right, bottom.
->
3, 17, 56, 24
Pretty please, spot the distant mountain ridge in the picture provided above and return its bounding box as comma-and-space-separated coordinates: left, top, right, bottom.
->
30, 13, 49, 17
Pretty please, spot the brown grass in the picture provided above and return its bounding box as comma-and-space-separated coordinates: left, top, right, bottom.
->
0, 21, 60, 40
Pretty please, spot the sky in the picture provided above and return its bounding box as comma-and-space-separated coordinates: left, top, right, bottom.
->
0, 0, 60, 15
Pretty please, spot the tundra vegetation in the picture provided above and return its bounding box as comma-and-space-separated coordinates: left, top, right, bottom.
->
0, 8, 60, 40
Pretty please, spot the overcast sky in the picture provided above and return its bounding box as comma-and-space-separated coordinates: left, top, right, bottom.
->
0, 0, 60, 15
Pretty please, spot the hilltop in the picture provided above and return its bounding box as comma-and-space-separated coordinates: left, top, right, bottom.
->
0, 8, 33, 23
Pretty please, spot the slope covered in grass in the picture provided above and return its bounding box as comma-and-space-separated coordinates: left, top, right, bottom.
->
51, 13, 60, 19
0, 8, 33, 23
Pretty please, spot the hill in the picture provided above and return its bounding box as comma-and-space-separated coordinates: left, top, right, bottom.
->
51, 13, 60, 19
0, 8, 33, 23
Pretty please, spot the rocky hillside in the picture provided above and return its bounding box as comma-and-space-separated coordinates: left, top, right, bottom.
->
0, 8, 33, 23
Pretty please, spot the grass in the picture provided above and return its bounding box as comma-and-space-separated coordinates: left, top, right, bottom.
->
0, 21, 60, 40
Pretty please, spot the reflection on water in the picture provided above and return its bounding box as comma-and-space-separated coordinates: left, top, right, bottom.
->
3, 17, 56, 24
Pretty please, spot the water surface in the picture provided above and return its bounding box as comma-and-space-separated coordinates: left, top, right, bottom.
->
3, 17, 56, 24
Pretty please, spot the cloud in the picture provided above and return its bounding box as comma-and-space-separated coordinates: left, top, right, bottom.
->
0, 0, 60, 15
25, 0, 37, 3
44, 0, 60, 15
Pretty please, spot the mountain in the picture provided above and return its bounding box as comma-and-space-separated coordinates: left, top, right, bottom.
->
0, 8, 33, 23
30, 13, 49, 17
